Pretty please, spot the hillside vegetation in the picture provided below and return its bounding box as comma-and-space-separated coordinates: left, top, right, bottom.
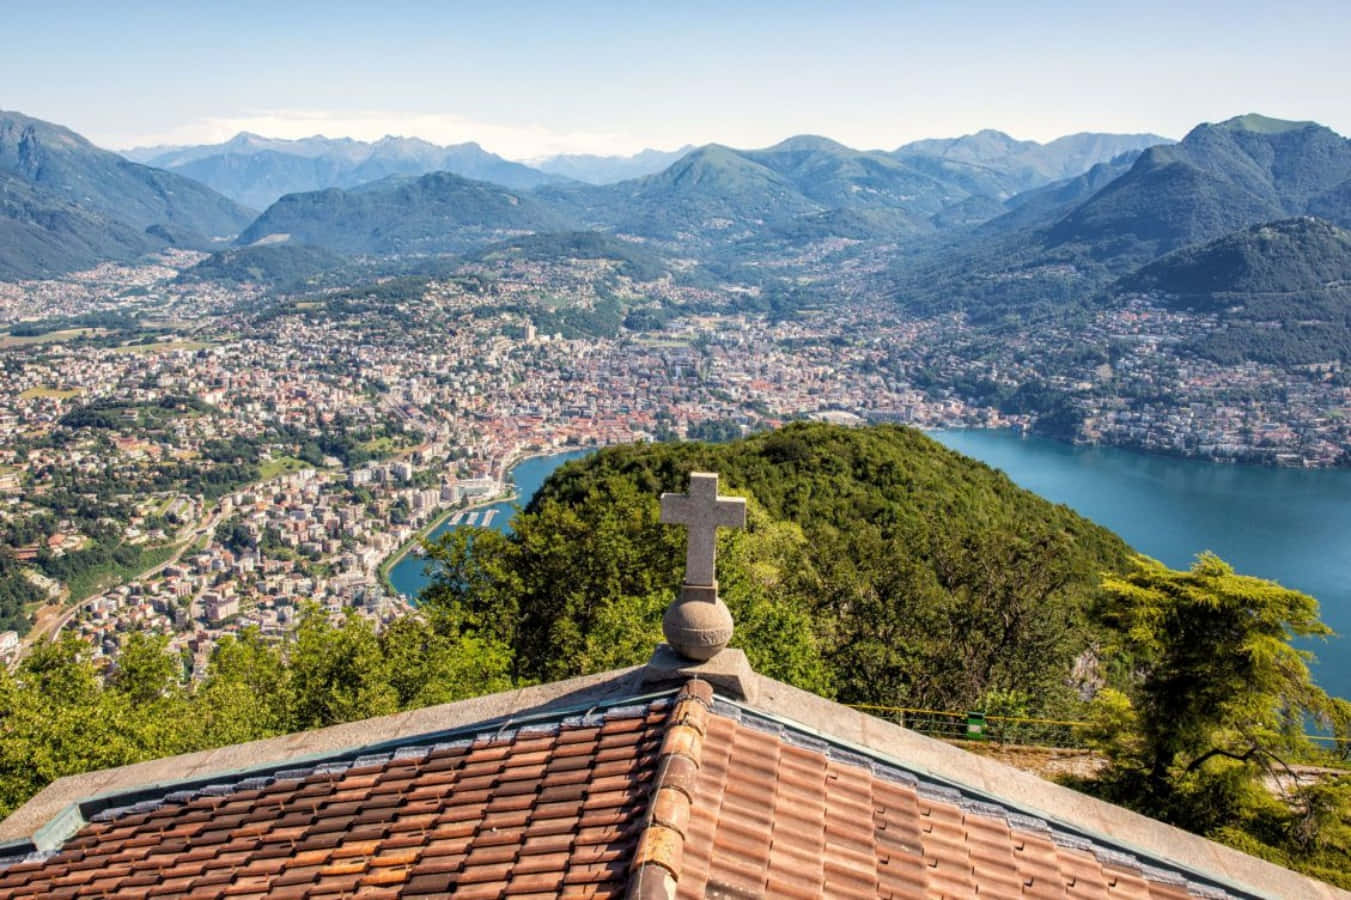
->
423, 423, 1132, 711
418, 424, 1351, 884
1117, 218, 1351, 365
0, 425, 1347, 882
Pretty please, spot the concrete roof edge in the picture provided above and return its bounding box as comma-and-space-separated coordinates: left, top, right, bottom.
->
0, 664, 646, 846
744, 672, 1350, 900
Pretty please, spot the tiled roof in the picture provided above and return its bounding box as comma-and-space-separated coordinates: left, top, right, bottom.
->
0, 679, 1296, 899
666, 699, 1233, 899
0, 699, 670, 899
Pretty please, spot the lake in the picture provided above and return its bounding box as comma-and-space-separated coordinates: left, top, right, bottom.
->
930, 429, 1351, 698
387, 449, 593, 599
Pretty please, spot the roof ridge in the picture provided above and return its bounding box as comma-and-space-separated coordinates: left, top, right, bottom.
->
627, 678, 712, 900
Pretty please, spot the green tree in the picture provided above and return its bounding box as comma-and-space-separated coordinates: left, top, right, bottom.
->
197, 627, 295, 743
288, 606, 399, 729
1096, 554, 1349, 799
1084, 553, 1351, 881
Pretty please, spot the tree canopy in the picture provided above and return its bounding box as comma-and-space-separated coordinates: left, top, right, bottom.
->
1078, 554, 1351, 883
0, 609, 511, 820
421, 423, 1131, 712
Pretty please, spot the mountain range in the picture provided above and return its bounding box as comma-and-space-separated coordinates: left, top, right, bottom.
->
0, 110, 255, 279
125, 132, 570, 210
1113, 217, 1351, 366
236, 171, 570, 255
888, 114, 1351, 324
894, 129, 1168, 199
528, 146, 697, 185
1045, 115, 1351, 264
7, 107, 1351, 362
234, 131, 1169, 256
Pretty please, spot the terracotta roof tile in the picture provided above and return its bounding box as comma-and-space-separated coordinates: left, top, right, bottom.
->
0, 697, 670, 900
662, 698, 1251, 900
0, 679, 1299, 899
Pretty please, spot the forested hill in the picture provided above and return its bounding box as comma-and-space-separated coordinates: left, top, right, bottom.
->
424, 423, 1132, 715
1115, 217, 1351, 366
1120, 217, 1351, 306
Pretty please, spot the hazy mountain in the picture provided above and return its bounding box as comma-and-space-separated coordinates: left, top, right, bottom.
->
536, 133, 1174, 243
894, 130, 1170, 197
530, 146, 696, 184
889, 115, 1351, 318
1120, 216, 1351, 306
0, 111, 255, 239
0, 110, 257, 279
589, 143, 827, 231
538, 137, 1004, 241
1047, 115, 1351, 264
237, 171, 572, 255
983, 151, 1148, 233
0, 171, 155, 279
130, 132, 370, 168
746, 136, 969, 218
129, 133, 569, 209
240, 129, 1181, 259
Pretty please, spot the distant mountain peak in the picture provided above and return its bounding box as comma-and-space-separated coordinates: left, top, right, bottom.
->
0, 109, 255, 278
1214, 113, 1320, 135
764, 135, 853, 154
529, 145, 698, 185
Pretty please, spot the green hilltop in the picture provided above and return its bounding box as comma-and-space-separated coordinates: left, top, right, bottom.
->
425, 422, 1132, 711
1217, 113, 1320, 135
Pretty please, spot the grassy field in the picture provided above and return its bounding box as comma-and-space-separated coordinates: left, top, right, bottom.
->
258, 455, 310, 480
0, 328, 103, 348
18, 387, 82, 400
66, 542, 180, 603
109, 339, 211, 356
360, 436, 411, 457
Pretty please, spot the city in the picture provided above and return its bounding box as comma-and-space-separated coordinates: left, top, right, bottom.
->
3, 247, 1349, 673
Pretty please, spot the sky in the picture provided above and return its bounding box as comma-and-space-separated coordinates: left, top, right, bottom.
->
4, 0, 1349, 161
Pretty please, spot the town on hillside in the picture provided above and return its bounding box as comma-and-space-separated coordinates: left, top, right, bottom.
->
2, 247, 1350, 671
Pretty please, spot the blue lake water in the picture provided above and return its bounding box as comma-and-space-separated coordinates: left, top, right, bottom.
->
387, 449, 592, 599
930, 429, 1351, 699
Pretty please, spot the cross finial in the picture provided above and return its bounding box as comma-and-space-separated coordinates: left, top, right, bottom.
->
658, 472, 746, 661
661, 472, 746, 587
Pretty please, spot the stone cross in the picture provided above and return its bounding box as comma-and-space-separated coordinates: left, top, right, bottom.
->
661, 472, 746, 587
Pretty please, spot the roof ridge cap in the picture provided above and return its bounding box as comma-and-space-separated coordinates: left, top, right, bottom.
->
627, 678, 713, 899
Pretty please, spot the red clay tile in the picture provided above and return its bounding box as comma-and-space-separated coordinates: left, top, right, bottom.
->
0, 688, 1245, 900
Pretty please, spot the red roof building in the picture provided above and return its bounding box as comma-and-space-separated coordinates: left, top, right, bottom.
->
0, 666, 1340, 898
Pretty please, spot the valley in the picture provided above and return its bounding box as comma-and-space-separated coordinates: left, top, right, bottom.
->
4, 106, 1351, 679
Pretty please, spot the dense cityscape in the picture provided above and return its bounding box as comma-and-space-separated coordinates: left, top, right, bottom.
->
1, 246, 1348, 673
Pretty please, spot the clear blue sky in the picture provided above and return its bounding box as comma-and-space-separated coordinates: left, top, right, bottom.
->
5, 0, 1348, 159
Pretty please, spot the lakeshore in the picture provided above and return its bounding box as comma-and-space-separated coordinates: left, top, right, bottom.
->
375, 487, 518, 592
385, 448, 594, 600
